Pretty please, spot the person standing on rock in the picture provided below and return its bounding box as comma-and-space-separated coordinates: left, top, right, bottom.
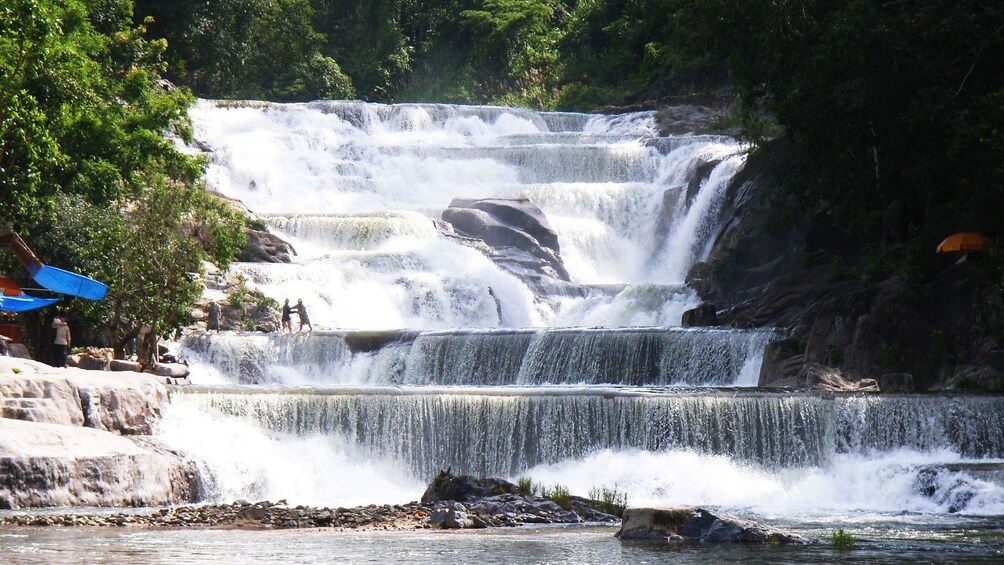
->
290, 298, 311, 332
207, 300, 221, 332
52, 315, 70, 367
281, 299, 292, 333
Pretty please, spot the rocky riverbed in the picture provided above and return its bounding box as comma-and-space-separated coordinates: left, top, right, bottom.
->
1, 491, 619, 531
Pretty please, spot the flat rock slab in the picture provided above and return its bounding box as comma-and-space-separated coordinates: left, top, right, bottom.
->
0, 419, 197, 509
0, 359, 168, 434
617, 507, 808, 544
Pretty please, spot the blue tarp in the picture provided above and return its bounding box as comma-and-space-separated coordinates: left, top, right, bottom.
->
29, 264, 108, 301
0, 295, 60, 312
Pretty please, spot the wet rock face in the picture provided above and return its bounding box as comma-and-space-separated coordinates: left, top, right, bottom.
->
240, 228, 295, 263
441, 198, 570, 284
681, 303, 718, 327
420, 472, 620, 529
617, 507, 808, 544
693, 139, 1004, 390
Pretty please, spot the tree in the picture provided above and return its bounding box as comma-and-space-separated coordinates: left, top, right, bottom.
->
1, 0, 246, 360
108, 178, 216, 365
136, 0, 347, 101
461, 0, 564, 106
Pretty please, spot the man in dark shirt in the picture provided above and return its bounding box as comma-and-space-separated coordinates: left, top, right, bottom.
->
290, 299, 312, 332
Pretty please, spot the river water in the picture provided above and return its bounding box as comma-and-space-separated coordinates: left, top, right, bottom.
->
5, 101, 1003, 561
3, 520, 1003, 563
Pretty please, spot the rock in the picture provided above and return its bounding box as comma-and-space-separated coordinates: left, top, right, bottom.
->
76, 356, 110, 371
879, 373, 914, 393
757, 338, 805, 386
429, 502, 478, 529
0, 419, 198, 509
441, 198, 570, 285
617, 507, 807, 543
801, 363, 880, 392
911, 466, 993, 513
684, 262, 717, 299
0, 363, 169, 434
240, 228, 296, 263
681, 303, 718, 327
420, 471, 517, 503
150, 362, 190, 378
944, 365, 1004, 391
7, 343, 31, 359
110, 359, 143, 372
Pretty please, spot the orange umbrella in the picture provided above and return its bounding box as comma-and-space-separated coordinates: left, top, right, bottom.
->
936, 232, 993, 254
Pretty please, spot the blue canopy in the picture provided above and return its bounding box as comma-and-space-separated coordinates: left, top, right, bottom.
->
0, 295, 61, 312
29, 264, 109, 301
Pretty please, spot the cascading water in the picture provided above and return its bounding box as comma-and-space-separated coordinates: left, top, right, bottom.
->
156, 100, 1004, 531
188, 100, 744, 329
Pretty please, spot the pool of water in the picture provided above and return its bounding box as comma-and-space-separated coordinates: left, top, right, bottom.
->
2, 519, 1003, 564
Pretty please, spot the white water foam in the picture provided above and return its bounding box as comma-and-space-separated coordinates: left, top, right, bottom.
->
520, 448, 1004, 518
155, 401, 424, 507
190, 101, 746, 330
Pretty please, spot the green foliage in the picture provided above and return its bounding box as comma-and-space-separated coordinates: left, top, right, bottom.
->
516, 476, 538, 496
229, 274, 251, 311
460, 0, 563, 107
1, 1, 245, 357
281, 53, 355, 102
540, 483, 571, 510
831, 528, 855, 549
227, 275, 278, 330
587, 485, 628, 516
108, 177, 206, 349
136, 0, 327, 101
1, 0, 198, 226
716, 2, 1004, 245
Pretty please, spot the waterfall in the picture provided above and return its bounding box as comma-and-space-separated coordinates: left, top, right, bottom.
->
181, 327, 776, 386
172, 389, 834, 478
189, 100, 748, 328
149, 101, 1004, 522
170, 390, 1004, 482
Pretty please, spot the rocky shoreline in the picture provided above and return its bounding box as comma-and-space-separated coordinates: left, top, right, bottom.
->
2, 500, 436, 531
1, 491, 619, 532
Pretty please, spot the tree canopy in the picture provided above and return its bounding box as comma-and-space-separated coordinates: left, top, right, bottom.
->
1, 0, 244, 362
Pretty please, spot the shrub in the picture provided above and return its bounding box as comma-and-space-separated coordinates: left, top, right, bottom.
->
516, 476, 538, 496
541, 484, 571, 510
831, 528, 855, 549
587, 486, 628, 516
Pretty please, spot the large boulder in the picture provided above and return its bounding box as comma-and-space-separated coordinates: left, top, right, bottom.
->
617, 507, 807, 543
241, 228, 296, 263
441, 198, 570, 284
421, 471, 517, 503
681, 303, 718, 327
428, 501, 483, 529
